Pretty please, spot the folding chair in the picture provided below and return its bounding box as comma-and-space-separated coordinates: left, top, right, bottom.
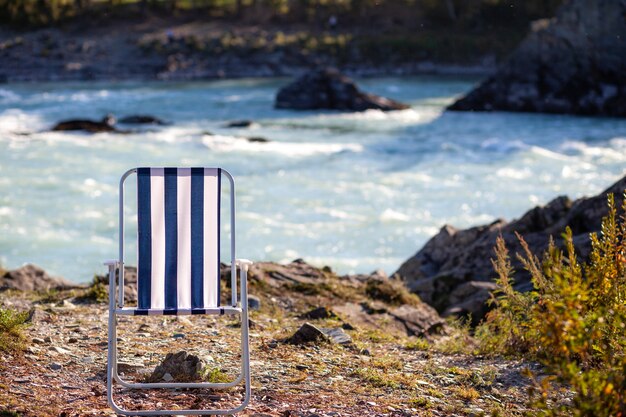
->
105, 167, 251, 416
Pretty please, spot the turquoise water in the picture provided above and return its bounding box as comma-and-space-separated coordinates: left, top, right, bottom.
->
1, 77, 625, 283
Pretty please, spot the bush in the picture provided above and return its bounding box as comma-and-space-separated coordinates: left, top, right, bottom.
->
476, 193, 626, 416
0, 307, 29, 353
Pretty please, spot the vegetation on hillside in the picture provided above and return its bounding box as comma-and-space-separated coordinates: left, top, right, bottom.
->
0, 0, 565, 27
475, 193, 626, 416
0, 307, 29, 353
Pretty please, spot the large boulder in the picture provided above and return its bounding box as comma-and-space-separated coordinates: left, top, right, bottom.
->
0, 264, 79, 292
448, 0, 626, 117
393, 175, 626, 322
275, 67, 410, 112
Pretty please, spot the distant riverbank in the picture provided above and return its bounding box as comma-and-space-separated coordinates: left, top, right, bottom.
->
0, 16, 503, 83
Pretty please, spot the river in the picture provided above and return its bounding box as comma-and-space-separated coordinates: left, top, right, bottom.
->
1, 77, 625, 282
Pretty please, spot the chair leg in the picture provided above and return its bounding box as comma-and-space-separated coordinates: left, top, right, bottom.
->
106, 262, 252, 415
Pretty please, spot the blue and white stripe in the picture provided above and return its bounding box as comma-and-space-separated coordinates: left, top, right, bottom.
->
135, 167, 221, 312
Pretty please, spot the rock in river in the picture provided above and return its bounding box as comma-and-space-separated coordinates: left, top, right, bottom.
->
448, 0, 626, 117
393, 174, 626, 323
51, 114, 118, 133
275, 67, 410, 112
118, 115, 169, 125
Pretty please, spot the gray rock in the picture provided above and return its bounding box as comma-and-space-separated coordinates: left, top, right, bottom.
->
224, 120, 254, 128
320, 327, 352, 346
118, 115, 168, 125
394, 175, 626, 322
51, 114, 119, 133
94, 266, 138, 303
285, 323, 328, 345
247, 295, 261, 310
49, 346, 71, 354
275, 67, 410, 112
148, 351, 204, 382
0, 264, 78, 292
223, 258, 328, 288
49, 363, 63, 370
448, 0, 626, 117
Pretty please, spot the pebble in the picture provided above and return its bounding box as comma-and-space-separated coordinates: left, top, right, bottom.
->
68, 337, 78, 343
49, 346, 71, 354
49, 363, 63, 371
32, 337, 45, 344
162, 373, 174, 382
81, 356, 95, 364
44, 336, 53, 343
173, 333, 185, 339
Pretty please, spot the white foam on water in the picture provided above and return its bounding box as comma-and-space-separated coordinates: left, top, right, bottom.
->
1, 78, 625, 282
200, 134, 363, 156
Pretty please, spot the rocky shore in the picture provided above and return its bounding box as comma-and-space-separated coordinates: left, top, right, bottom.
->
448, 0, 626, 117
0, 259, 560, 416
394, 174, 626, 323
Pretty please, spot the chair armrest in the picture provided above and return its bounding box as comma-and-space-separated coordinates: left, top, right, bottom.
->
235, 259, 253, 272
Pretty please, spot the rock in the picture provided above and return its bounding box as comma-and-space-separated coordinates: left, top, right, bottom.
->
26, 307, 51, 323
285, 323, 328, 345
299, 307, 339, 320
32, 337, 45, 344
388, 304, 445, 337
49, 346, 71, 354
275, 67, 410, 112
51, 114, 119, 133
0, 264, 78, 292
118, 115, 168, 125
394, 175, 626, 322
148, 351, 205, 383
448, 0, 626, 117
246, 136, 270, 143
94, 266, 138, 302
224, 259, 329, 288
320, 327, 352, 346
335, 299, 445, 338
49, 363, 63, 371
247, 295, 261, 310
224, 120, 254, 128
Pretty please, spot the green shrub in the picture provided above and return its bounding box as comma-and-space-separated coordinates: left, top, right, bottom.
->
0, 307, 29, 353
201, 366, 231, 384
78, 276, 108, 303
476, 193, 626, 416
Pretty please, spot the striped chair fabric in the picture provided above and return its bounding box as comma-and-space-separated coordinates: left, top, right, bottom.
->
117, 167, 231, 316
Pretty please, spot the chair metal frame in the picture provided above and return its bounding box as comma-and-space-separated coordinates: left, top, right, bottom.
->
106, 167, 251, 416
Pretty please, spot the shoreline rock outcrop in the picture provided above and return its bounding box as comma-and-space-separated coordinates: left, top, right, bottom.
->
393, 174, 626, 322
275, 67, 410, 112
0, 264, 80, 292
448, 0, 626, 117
